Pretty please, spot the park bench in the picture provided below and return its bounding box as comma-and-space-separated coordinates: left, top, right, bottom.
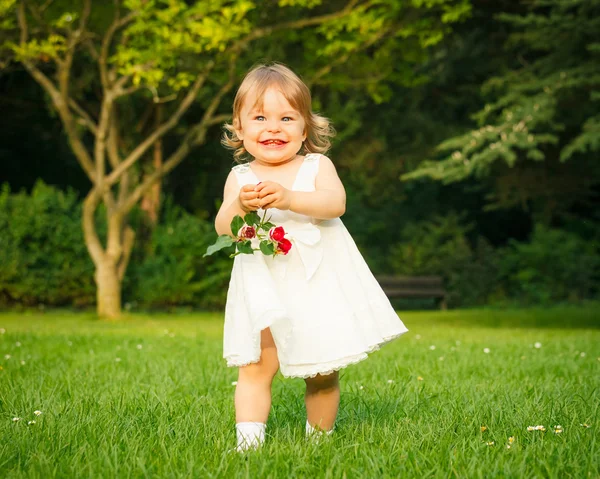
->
375, 275, 447, 310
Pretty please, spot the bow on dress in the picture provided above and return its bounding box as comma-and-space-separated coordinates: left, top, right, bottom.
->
271, 220, 323, 281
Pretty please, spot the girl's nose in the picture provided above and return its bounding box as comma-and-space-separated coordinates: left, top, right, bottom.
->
266, 119, 281, 132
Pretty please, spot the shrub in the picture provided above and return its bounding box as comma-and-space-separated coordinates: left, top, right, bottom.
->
0, 182, 231, 310
388, 212, 494, 307
0, 181, 96, 306
125, 199, 232, 310
499, 224, 600, 304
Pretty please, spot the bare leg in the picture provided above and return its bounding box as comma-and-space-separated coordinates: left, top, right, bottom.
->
304, 371, 340, 431
235, 328, 280, 423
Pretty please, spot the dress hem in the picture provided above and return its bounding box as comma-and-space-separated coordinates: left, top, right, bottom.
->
224, 328, 408, 379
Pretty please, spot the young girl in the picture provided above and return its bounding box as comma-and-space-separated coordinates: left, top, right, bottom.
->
215, 62, 408, 452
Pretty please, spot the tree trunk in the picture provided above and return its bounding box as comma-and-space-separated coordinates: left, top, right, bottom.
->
95, 260, 121, 319
141, 104, 163, 225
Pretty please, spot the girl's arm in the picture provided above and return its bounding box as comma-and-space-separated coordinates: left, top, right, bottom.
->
214, 171, 252, 236
289, 155, 346, 220
255, 155, 346, 220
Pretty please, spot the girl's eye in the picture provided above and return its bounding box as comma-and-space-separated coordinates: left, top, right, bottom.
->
282, 117, 293, 122
255, 115, 265, 121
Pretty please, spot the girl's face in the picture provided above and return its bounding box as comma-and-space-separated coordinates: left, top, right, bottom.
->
235, 87, 306, 166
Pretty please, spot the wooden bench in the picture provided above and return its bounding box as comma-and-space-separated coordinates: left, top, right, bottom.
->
375, 275, 447, 310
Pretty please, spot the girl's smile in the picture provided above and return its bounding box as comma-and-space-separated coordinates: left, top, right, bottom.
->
260, 139, 288, 149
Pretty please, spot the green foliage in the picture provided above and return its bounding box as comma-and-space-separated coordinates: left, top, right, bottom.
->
404, 0, 600, 212
203, 234, 234, 257
0, 181, 96, 307
388, 212, 487, 306
500, 225, 600, 304
389, 211, 473, 277
0, 184, 232, 310
0, 0, 16, 29
388, 212, 600, 307
114, 0, 256, 88
125, 199, 232, 310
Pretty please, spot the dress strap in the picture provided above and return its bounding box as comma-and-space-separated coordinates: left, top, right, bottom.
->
231, 163, 256, 188
297, 153, 320, 190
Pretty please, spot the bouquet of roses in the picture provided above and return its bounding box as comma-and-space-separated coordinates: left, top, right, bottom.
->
203, 210, 292, 258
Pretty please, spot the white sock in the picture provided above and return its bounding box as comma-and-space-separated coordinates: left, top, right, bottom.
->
235, 422, 266, 452
306, 420, 334, 438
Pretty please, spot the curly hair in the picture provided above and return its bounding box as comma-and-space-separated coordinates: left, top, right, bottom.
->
222, 62, 335, 162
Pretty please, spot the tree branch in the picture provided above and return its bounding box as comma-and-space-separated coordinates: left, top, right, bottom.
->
17, 1, 96, 184
104, 60, 216, 187
306, 26, 390, 88
116, 57, 238, 215
118, 122, 208, 215
117, 226, 135, 281
230, 0, 361, 53
69, 98, 98, 134
205, 113, 231, 127
82, 189, 105, 266
108, 1, 364, 211
100, 10, 137, 90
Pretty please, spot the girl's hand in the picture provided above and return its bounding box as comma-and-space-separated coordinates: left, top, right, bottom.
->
238, 184, 261, 212
254, 181, 292, 210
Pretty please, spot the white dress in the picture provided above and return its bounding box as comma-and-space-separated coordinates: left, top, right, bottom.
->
223, 153, 409, 378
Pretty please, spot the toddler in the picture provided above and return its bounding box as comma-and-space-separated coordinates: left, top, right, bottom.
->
214, 62, 408, 452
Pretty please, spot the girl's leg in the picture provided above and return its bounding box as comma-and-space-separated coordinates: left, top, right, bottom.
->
235, 327, 280, 423
304, 371, 340, 432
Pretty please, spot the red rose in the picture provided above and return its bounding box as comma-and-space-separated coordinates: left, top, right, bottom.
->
239, 225, 256, 239
276, 238, 292, 255
269, 226, 285, 242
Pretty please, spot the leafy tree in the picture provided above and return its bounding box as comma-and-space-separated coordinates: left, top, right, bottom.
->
403, 0, 600, 223
0, 0, 470, 318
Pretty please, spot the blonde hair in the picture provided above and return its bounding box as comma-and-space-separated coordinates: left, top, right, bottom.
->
222, 62, 335, 162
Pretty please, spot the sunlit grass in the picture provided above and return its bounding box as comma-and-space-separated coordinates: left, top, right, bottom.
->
1, 305, 598, 478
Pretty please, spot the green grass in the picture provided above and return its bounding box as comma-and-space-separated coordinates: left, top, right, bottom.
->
0, 306, 599, 478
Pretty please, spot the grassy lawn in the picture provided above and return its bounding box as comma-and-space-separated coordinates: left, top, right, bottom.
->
0, 306, 598, 478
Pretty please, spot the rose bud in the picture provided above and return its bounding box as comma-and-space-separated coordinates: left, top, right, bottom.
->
239, 225, 256, 239
276, 238, 292, 255
269, 226, 285, 242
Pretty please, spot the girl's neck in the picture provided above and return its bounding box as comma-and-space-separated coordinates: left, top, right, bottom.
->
252, 154, 301, 169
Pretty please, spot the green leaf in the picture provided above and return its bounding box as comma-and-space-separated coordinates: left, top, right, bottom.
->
244, 211, 260, 226
260, 240, 275, 256
230, 215, 245, 236
262, 222, 276, 230
237, 240, 254, 254
203, 235, 234, 257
